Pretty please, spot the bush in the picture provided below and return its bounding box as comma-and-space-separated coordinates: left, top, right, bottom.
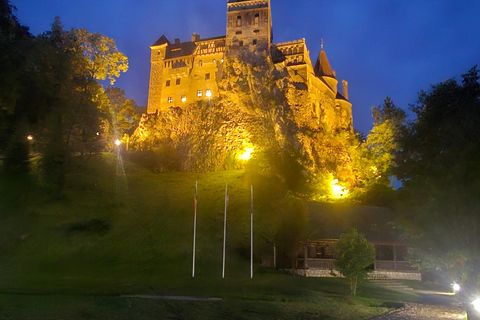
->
335, 229, 375, 296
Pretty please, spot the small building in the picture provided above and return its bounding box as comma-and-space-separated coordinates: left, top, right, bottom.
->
295, 203, 421, 281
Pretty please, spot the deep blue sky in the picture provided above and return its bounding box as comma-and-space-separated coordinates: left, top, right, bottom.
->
11, 0, 480, 134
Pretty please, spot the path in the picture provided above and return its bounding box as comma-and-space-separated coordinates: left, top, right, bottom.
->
366, 291, 466, 320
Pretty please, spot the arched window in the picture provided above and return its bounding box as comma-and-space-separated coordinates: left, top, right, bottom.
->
236, 15, 242, 27
254, 13, 259, 26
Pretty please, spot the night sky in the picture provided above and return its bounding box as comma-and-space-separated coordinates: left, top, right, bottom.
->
11, 0, 480, 135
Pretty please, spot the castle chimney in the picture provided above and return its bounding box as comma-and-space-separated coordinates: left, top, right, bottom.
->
174, 38, 180, 44
191, 33, 201, 42
342, 80, 349, 100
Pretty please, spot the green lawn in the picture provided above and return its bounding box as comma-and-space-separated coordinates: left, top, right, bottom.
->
0, 154, 420, 319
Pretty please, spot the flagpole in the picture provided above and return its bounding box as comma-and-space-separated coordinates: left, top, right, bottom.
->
222, 184, 228, 279
250, 185, 254, 279
192, 181, 198, 278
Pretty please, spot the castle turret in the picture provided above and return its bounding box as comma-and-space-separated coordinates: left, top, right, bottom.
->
226, 0, 272, 54
314, 43, 338, 94
147, 35, 170, 113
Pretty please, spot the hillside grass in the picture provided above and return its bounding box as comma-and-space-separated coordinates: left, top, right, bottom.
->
0, 153, 420, 319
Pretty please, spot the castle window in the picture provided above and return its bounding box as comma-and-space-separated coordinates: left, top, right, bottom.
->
236, 15, 242, 27
197, 90, 203, 97
166, 80, 171, 87
168, 97, 173, 103
199, 60, 203, 67
254, 13, 259, 26
181, 95, 187, 103
239, 41, 244, 47
206, 89, 212, 97
205, 73, 210, 80
236, 31, 242, 35
253, 29, 260, 34
176, 78, 181, 85
253, 39, 257, 45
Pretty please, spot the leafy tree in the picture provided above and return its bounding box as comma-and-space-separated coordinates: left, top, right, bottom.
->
366, 97, 406, 185
396, 66, 480, 287
334, 229, 375, 296
0, 0, 34, 170
104, 87, 140, 138
70, 28, 128, 85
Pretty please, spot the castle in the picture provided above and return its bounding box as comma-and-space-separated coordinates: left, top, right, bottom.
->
147, 0, 352, 131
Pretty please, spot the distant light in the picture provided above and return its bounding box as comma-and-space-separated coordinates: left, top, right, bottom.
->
26, 135, 33, 141
96, 132, 100, 136
115, 139, 121, 146
331, 177, 348, 199
206, 89, 212, 97
239, 147, 254, 161
453, 283, 460, 293
181, 96, 187, 102
473, 298, 480, 312
221, 58, 224, 63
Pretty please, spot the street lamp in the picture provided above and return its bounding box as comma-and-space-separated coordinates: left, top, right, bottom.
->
115, 139, 121, 146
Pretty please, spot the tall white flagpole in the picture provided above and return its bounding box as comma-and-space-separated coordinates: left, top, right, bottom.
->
222, 184, 228, 278
192, 181, 198, 278
250, 185, 254, 279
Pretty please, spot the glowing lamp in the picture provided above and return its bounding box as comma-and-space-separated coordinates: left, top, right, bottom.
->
114, 139, 121, 146
330, 178, 348, 199
453, 283, 460, 293
181, 96, 187, 103
26, 135, 34, 141
239, 147, 254, 161
206, 90, 212, 98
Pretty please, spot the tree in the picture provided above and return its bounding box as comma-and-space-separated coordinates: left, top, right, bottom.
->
334, 229, 375, 296
70, 28, 128, 85
396, 66, 480, 287
104, 87, 140, 138
366, 97, 406, 185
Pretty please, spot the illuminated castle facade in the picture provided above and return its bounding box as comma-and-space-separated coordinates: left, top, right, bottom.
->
147, 0, 352, 130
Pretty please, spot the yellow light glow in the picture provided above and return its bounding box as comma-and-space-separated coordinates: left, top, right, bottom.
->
206, 89, 212, 98
239, 147, 254, 161
26, 135, 33, 141
115, 139, 121, 146
330, 177, 348, 199
181, 96, 187, 102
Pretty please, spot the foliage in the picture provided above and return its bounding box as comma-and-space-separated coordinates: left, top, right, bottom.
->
335, 229, 375, 296
396, 66, 480, 286
70, 28, 128, 85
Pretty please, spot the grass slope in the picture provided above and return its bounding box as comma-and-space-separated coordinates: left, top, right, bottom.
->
0, 154, 419, 319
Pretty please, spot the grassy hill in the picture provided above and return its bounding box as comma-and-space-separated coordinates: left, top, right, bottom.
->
0, 153, 419, 319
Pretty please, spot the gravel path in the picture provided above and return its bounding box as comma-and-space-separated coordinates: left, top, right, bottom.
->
366, 303, 465, 320
366, 292, 466, 320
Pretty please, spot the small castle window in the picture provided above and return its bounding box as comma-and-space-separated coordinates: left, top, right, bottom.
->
176, 78, 181, 85
239, 41, 244, 47
199, 60, 203, 67
206, 89, 212, 97
205, 73, 211, 80
181, 95, 186, 103
236, 15, 242, 27
253, 29, 260, 34
254, 13, 259, 26
197, 90, 203, 97
253, 39, 257, 45
168, 97, 173, 103
166, 80, 171, 87
236, 31, 242, 35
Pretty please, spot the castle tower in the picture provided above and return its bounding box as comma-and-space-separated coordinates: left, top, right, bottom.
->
226, 0, 272, 54
147, 35, 169, 113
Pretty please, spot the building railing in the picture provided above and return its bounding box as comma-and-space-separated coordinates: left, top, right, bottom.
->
297, 258, 418, 272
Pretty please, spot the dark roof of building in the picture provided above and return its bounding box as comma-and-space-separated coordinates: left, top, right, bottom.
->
165, 41, 197, 60
314, 49, 336, 78
306, 202, 406, 244
336, 92, 348, 101
152, 35, 170, 47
